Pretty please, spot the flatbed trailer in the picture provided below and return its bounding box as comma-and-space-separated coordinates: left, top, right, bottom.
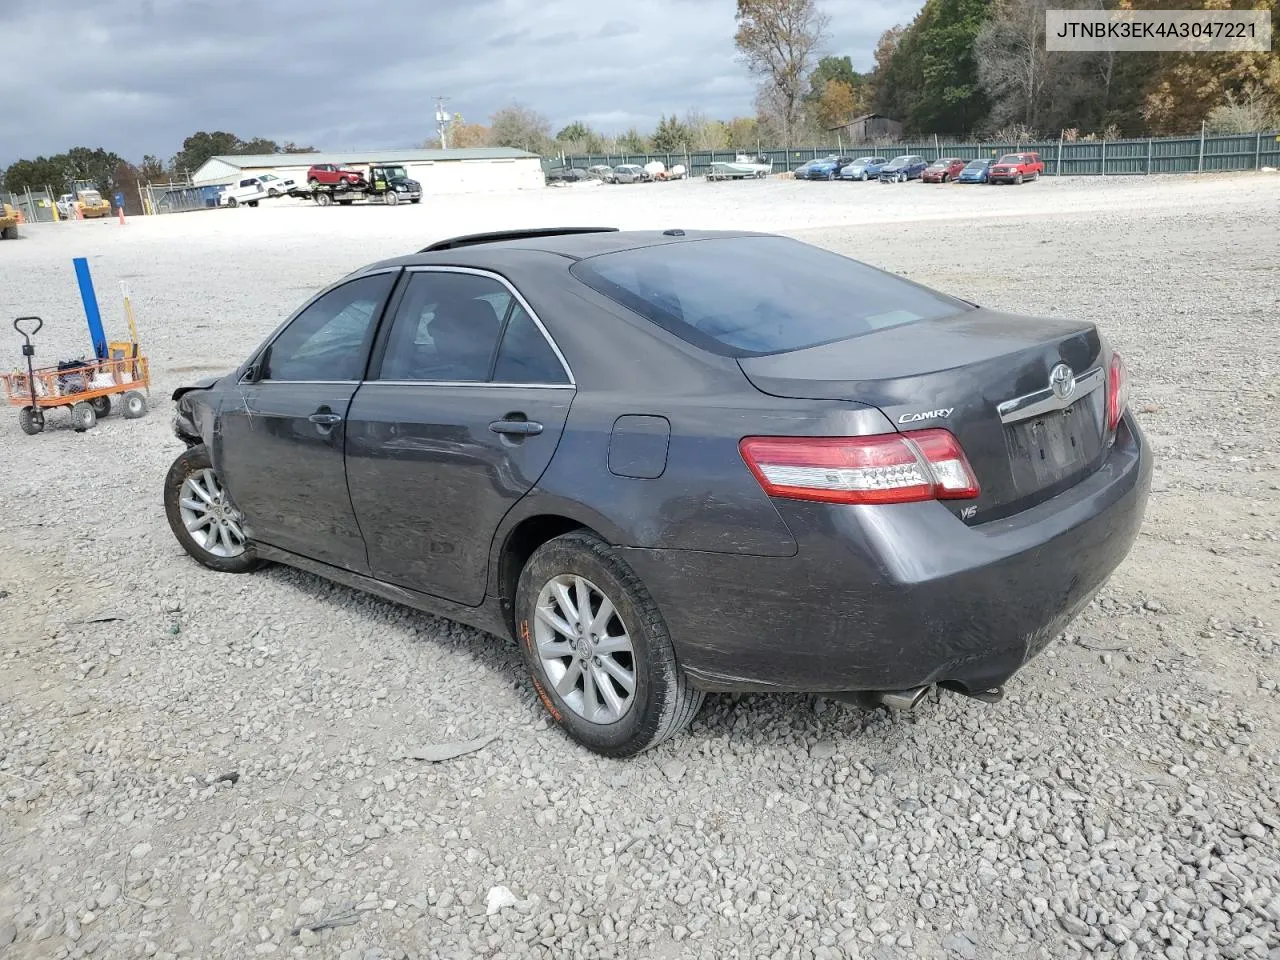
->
294, 164, 423, 207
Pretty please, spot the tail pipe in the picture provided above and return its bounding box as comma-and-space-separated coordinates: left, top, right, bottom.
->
833, 683, 1004, 711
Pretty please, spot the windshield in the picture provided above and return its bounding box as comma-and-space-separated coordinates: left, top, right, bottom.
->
997, 154, 1023, 164
378, 166, 408, 179
80, 190, 102, 203
852, 157, 873, 163
889, 156, 911, 164
259, 174, 279, 182
965, 159, 988, 169
571, 236, 968, 357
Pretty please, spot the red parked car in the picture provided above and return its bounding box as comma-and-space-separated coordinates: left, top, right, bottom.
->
921, 158, 968, 183
988, 152, 1044, 184
306, 163, 367, 188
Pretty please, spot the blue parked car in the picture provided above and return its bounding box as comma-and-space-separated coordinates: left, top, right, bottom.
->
957, 158, 993, 183
878, 155, 928, 183
838, 156, 889, 181
799, 155, 855, 181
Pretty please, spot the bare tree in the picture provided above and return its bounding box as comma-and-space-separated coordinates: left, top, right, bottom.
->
974, 0, 1050, 132
734, 0, 829, 146
488, 102, 552, 154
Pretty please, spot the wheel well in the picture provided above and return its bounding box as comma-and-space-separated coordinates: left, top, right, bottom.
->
497, 514, 590, 630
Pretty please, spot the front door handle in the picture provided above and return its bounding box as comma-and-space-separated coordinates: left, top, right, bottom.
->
309, 412, 342, 425
489, 419, 543, 436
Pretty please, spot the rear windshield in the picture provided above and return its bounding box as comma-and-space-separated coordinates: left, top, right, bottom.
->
570, 236, 968, 357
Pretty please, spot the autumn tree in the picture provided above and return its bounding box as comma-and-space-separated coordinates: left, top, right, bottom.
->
815, 80, 858, 130
683, 110, 730, 150
734, 0, 829, 145
64, 146, 124, 194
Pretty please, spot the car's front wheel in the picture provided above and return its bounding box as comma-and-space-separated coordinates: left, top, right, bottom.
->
515, 532, 704, 757
164, 444, 261, 574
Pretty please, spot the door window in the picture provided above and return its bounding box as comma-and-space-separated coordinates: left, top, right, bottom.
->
263, 272, 394, 381
379, 272, 511, 382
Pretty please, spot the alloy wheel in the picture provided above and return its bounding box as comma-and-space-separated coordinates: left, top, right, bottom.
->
534, 574, 636, 724
179, 468, 247, 558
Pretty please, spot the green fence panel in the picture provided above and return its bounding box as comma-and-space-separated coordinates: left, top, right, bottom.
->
552, 130, 1280, 178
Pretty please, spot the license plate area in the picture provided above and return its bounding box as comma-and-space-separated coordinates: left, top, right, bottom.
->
1004, 399, 1102, 492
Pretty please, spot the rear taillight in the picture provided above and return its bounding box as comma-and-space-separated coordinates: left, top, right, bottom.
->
739, 429, 980, 505
1107, 351, 1129, 432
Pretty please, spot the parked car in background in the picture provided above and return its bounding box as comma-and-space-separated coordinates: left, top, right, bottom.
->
586, 165, 615, 182
800, 156, 855, 181
957, 158, 994, 184
306, 163, 367, 189
878, 155, 928, 183
922, 158, 968, 183
547, 168, 591, 185
989, 152, 1044, 184
838, 157, 888, 181
611, 164, 650, 184
164, 227, 1149, 757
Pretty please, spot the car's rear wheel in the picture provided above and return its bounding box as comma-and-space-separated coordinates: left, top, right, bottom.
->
89, 396, 111, 418
227, 197, 238, 208
516, 532, 704, 757
164, 444, 261, 574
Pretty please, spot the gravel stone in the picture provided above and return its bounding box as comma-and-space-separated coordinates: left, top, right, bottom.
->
1, 174, 1278, 960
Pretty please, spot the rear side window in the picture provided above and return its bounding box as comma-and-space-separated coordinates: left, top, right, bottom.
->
570, 236, 968, 357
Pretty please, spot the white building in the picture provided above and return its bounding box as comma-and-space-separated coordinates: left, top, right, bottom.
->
190, 148, 545, 195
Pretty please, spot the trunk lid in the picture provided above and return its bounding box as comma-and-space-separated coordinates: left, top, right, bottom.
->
738, 308, 1108, 522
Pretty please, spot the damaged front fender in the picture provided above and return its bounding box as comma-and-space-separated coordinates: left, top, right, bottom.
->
171, 375, 223, 447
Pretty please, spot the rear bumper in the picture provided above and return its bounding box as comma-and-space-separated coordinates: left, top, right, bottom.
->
619, 414, 1151, 695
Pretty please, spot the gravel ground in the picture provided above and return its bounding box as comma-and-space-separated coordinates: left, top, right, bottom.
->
1, 173, 1278, 960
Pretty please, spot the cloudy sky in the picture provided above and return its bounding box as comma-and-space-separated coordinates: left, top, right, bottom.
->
2, 0, 922, 167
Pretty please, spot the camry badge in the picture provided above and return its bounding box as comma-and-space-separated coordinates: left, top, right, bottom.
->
1049, 363, 1076, 401
897, 407, 954, 424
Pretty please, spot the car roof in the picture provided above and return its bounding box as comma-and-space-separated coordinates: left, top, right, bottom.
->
359, 228, 775, 270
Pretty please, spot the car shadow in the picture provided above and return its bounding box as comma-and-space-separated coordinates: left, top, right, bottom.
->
260, 562, 936, 752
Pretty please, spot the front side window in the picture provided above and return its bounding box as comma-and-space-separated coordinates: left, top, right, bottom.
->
263, 272, 394, 381
572, 236, 968, 357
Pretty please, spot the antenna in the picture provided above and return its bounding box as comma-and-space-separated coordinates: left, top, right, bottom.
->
434, 96, 451, 149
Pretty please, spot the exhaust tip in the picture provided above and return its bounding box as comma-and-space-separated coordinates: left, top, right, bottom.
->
877, 686, 931, 711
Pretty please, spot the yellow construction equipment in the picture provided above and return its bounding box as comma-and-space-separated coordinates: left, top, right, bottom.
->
0, 200, 19, 239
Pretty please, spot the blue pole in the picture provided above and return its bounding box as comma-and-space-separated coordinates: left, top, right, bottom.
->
73, 257, 108, 359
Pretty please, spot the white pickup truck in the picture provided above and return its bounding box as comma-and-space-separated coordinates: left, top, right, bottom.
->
220, 173, 299, 207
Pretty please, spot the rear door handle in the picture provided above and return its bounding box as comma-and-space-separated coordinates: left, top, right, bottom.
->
489, 419, 543, 436
309, 412, 342, 425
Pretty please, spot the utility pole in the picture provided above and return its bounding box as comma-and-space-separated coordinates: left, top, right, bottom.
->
434, 97, 451, 149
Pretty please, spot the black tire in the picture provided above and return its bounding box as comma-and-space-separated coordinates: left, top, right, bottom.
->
70, 401, 96, 432
385, 190, 399, 206
308, 178, 320, 189
121, 391, 147, 419
515, 531, 704, 757
338, 199, 354, 206
18, 406, 44, 435
164, 444, 262, 574
227, 197, 238, 208
316, 193, 333, 206
89, 396, 111, 418
1014, 174, 1023, 185
267, 188, 279, 197
409, 197, 421, 204
1, 225, 18, 240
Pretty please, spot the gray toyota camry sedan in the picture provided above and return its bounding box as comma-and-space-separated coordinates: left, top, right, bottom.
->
164, 227, 1152, 756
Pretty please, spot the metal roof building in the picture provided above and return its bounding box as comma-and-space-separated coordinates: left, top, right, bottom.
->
191, 148, 544, 195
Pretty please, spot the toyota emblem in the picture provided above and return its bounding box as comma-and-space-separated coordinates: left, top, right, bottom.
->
1049, 363, 1076, 401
